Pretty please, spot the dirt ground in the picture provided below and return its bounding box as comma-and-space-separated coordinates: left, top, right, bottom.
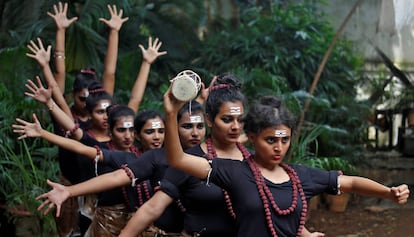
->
306, 195, 414, 236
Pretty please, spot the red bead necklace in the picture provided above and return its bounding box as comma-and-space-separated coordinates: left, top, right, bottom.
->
206, 135, 251, 219
246, 156, 307, 237
108, 142, 151, 208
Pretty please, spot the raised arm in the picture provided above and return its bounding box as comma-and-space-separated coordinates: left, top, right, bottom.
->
99, 4, 129, 96
339, 175, 410, 204
26, 38, 72, 118
119, 191, 173, 236
163, 86, 210, 179
47, 1, 78, 92
195, 75, 217, 105
128, 37, 167, 113
23, 77, 82, 140
36, 169, 130, 217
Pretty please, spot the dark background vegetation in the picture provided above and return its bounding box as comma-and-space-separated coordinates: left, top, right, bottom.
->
0, 0, 373, 235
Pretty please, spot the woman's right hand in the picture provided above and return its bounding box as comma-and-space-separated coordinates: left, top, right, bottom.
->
36, 179, 71, 217
163, 85, 186, 115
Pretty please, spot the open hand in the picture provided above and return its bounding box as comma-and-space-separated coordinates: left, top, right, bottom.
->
26, 38, 51, 67
36, 179, 71, 217
12, 114, 43, 140
47, 2, 78, 30
24, 76, 52, 104
99, 4, 129, 32
139, 37, 167, 64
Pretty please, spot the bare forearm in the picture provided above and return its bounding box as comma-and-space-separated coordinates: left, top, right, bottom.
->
340, 176, 391, 199
46, 99, 77, 134
40, 129, 94, 159
127, 61, 151, 113
54, 28, 66, 92
120, 191, 173, 236
68, 169, 130, 197
102, 30, 119, 96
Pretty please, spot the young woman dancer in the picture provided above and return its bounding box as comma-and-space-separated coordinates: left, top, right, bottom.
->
162, 90, 411, 237
120, 73, 321, 237
14, 101, 205, 236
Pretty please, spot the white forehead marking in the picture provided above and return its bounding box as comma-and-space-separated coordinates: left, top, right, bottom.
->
101, 102, 110, 109
275, 130, 287, 137
229, 106, 241, 115
84, 91, 89, 97
190, 115, 202, 123
152, 121, 161, 129
123, 121, 133, 128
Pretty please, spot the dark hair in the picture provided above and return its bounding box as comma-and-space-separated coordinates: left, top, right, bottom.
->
177, 100, 203, 122
85, 81, 113, 113
244, 95, 297, 134
106, 105, 135, 131
72, 66, 97, 93
134, 110, 165, 133
205, 72, 246, 120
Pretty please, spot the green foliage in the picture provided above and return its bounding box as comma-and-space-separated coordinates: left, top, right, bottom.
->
0, 141, 59, 236
300, 156, 357, 175
195, 1, 367, 159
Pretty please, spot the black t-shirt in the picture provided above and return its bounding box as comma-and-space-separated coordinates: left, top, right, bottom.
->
210, 159, 340, 237
160, 145, 237, 237
102, 147, 183, 233
52, 117, 90, 184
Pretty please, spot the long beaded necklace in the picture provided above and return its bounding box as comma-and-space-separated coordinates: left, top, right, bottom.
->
205, 135, 251, 219
107, 142, 151, 209
247, 156, 307, 237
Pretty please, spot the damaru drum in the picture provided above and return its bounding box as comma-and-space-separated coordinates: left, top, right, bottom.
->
170, 70, 201, 102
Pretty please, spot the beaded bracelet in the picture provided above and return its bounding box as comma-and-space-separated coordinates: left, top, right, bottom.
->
121, 164, 138, 187
94, 145, 101, 176
65, 123, 80, 138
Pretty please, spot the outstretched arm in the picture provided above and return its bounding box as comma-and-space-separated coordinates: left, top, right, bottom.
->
26, 38, 72, 118
128, 37, 167, 113
36, 169, 130, 217
23, 77, 82, 140
12, 113, 96, 159
339, 175, 410, 204
47, 1, 78, 92
119, 191, 173, 236
163, 86, 210, 179
99, 4, 129, 96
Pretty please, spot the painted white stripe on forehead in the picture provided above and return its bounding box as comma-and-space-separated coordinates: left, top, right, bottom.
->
275, 130, 287, 137
152, 121, 162, 129
190, 115, 202, 123
229, 106, 241, 115
101, 102, 110, 109
123, 121, 133, 128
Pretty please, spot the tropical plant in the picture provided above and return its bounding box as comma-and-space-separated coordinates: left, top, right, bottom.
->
0, 140, 59, 236
195, 1, 367, 159
300, 156, 357, 175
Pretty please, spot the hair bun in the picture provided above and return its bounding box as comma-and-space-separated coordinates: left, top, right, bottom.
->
214, 72, 242, 90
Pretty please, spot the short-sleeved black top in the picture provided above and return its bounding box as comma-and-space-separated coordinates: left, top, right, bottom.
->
52, 116, 90, 184
210, 158, 340, 237
160, 145, 237, 237
102, 147, 184, 233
